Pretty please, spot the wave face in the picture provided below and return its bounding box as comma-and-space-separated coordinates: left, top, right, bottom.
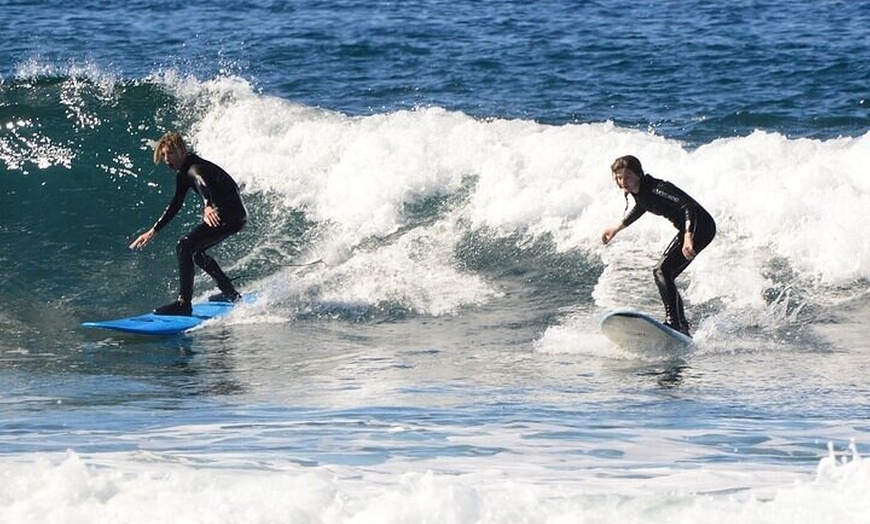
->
2, 72, 869, 348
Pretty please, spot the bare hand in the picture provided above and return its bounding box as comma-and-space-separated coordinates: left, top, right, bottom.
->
203, 205, 221, 227
601, 226, 621, 245
129, 229, 156, 250
682, 233, 696, 260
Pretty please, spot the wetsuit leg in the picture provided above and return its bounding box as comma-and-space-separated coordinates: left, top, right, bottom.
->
653, 237, 690, 331
653, 218, 716, 333
176, 221, 245, 303
194, 251, 235, 293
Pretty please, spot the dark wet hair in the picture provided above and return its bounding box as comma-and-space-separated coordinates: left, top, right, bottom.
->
610, 155, 644, 177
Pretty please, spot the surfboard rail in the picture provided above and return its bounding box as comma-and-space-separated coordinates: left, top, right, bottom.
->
600, 308, 694, 358
82, 295, 254, 336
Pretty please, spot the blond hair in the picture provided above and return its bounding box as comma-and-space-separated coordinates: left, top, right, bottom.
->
153, 131, 188, 164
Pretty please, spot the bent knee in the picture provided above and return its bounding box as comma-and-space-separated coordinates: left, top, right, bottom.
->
653, 266, 672, 285
176, 236, 194, 256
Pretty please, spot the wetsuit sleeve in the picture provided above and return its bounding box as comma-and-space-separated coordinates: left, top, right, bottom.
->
152, 177, 188, 232
621, 197, 646, 228
188, 165, 216, 209
661, 181, 699, 234
682, 203, 697, 234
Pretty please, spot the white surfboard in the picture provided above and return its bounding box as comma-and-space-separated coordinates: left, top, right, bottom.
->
600, 309, 694, 359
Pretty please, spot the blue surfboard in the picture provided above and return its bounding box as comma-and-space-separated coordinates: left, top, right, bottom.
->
82, 296, 253, 336
600, 308, 694, 358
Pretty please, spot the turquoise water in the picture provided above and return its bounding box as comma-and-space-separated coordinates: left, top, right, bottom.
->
2, 1, 870, 522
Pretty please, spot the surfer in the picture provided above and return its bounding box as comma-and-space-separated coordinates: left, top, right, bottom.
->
129, 132, 247, 316
600, 155, 715, 336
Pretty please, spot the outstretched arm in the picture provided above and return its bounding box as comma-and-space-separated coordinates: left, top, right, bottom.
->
131, 176, 187, 249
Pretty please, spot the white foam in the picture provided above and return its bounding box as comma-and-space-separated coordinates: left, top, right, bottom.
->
155, 75, 870, 322
253, 220, 502, 318
1, 444, 867, 524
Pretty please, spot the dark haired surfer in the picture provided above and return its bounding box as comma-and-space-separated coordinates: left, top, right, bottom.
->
601, 155, 716, 336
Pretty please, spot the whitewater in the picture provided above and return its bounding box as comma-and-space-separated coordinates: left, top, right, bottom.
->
1, 70, 868, 523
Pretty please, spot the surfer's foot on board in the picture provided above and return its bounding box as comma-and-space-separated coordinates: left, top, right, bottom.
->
208, 289, 242, 303
154, 299, 193, 316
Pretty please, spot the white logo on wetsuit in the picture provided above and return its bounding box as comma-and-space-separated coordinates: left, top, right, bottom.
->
653, 187, 680, 203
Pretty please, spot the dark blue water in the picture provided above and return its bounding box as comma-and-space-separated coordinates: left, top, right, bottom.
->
3, 1, 867, 145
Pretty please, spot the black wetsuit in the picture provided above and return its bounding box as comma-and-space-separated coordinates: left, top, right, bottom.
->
622, 174, 716, 333
152, 153, 247, 304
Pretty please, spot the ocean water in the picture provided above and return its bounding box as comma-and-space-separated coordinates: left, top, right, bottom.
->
2, 1, 870, 522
